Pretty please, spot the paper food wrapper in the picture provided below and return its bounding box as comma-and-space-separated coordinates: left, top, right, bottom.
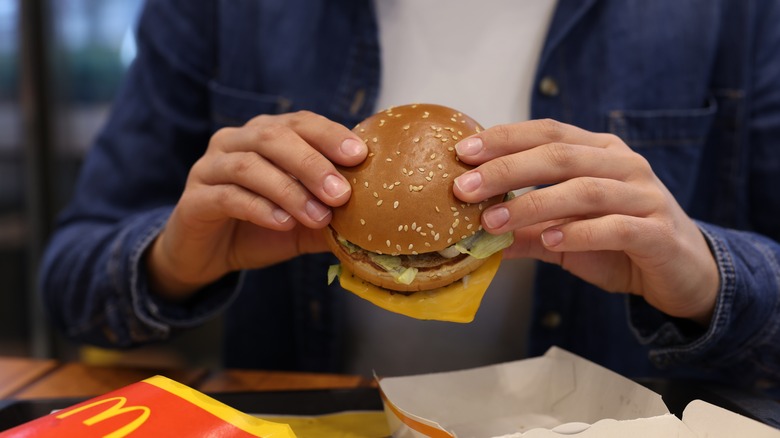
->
0, 375, 295, 438
379, 347, 780, 437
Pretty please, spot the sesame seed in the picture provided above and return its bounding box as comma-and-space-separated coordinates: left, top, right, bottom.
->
352, 178, 357, 184
467, 224, 474, 230
450, 117, 457, 122
412, 222, 417, 229
453, 212, 460, 217
420, 232, 427, 236
425, 242, 431, 247
403, 124, 410, 130
435, 133, 442, 138
394, 181, 401, 186
453, 218, 460, 227
396, 244, 402, 251
422, 112, 430, 118
402, 167, 408, 175
430, 153, 436, 159
393, 201, 399, 209
447, 147, 454, 152
379, 119, 386, 126
461, 235, 468, 239
408, 244, 414, 250
425, 177, 432, 182
435, 206, 440, 212
377, 200, 383, 206
447, 238, 453, 244
368, 234, 372, 241
465, 216, 470, 221
412, 251, 418, 255
386, 158, 393, 162
437, 164, 444, 170
426, 223, 434, 228
416, 227, 422, 232
360, 219, 366, 225
418, 167, 425, 173
398, 225, 403, 231
450, 207, 458, 212
449, 228, 454, 235
372, 137, 378, 143
413, 137, 420, 143
434, 233, 440, 241
386, 240, 391, 247
364, 182, 369, 188
383, 183, 387, 189
404, 225, 409, 231
388, 184, 395, 190
441, 138, 449, 143
373, 192, 378, 198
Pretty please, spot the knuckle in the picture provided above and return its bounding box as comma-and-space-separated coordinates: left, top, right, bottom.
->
522, 190, 547, 217
298, 149, 326, 173
226, 152, 258, 178
483, 155, 515, 186
611, 217, 638, 242
536, 118, 565, 142
576, 178, 608, 206
288, 110, 320, 127
490, 123, 513, 145
544, 142, 576, 169
276, 177, 301, 200
250, 122, 288, 144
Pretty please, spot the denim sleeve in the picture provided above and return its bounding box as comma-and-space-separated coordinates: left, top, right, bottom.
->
628, 222, 780, 385
38, 0, 238, 347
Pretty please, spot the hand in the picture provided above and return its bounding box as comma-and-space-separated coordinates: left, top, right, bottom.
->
146, 111, 367, 300
452, 119, 719, 325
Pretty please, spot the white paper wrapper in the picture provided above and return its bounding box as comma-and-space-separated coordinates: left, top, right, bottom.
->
378, 347, 780, 438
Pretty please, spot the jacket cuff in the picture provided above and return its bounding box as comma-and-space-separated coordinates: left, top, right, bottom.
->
628, 221, 780, 373
126, 207, 242, 338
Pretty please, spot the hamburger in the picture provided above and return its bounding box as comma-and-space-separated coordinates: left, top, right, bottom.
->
325, 103, 513, 322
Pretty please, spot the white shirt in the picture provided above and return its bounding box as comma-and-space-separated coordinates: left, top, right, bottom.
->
343, 0, 557, 377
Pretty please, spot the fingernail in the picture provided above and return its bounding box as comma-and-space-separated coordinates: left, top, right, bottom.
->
305, 199, 331, 222
541, 229, 563, 247
455, 137, 483, 156
272, 208, 292, 224
340, 138, 366, 157
483, 207, 510, 229
323, 174, 350, 198
454, 171, 482, 193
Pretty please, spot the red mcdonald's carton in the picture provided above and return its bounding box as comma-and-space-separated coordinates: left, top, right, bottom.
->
0, 375, 296, 437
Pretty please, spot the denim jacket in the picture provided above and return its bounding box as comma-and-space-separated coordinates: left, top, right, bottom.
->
41, 0, 780, 391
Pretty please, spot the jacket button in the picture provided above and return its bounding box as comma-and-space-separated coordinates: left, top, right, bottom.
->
539, 76, 559, 97
540, 311, 562, 329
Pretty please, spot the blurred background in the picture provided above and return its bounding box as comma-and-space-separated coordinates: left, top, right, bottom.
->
0, 0, 221, 368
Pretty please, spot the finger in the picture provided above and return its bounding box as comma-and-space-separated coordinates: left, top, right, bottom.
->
191, 183, 299, 231
454, 118, 617, 165
248, 111, 368, 166
539, 214, 656, 254
453, 142, 646, 203
230, 123, 354, 206
479, 177, 662, 233
203, 151, 333, 227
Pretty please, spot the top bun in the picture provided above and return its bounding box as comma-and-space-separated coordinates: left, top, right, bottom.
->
330, 103, 502, 255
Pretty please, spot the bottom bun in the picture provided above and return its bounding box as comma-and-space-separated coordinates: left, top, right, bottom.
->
335, 251, 503, 323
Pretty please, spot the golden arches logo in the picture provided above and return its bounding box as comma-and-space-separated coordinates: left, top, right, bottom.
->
55, 396, 151, 438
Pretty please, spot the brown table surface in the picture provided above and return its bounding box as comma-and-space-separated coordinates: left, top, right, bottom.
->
0, 356, 374, 400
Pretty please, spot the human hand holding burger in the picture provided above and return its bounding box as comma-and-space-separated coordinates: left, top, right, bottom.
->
452, 119, 720, 325
146, 111, 367, 300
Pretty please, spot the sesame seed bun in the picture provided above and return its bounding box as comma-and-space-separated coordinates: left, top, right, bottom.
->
325, 103, 504, 293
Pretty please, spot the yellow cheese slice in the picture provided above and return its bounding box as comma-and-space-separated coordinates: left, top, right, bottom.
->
337, 251, 503, 323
